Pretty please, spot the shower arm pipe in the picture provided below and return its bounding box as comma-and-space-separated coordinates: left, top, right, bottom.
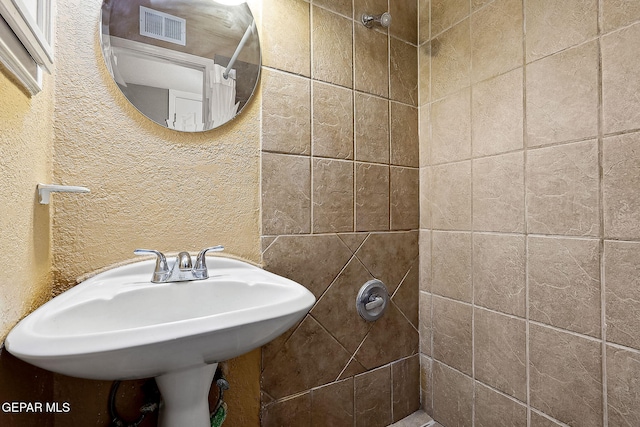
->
223, 20, 255, 80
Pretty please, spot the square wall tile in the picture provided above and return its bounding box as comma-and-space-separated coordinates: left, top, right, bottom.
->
312, 6, 353, 88
354, 24, 389, 98
311, 257, 373, 353
473, 233, 525, 317
528, 236, 601, 337
419, 0, 430, 45
432, 361, 473, 427
473, 0, 493, 11
354, 302, 419, 370
432, 231, 472, 302
355, 94, 389, 164
430, 161, 472, 230
607, 345, 640, 427
311, 378, 354, 427
603, 132, 640, 239
262, 234, 353, 298
312, 81, 353, 159
474, 308, 527, 401
420, 167, 431, 229
262, 68, 311, 155
419, 291, 432, 355
354, 0, 387, 20
390, 167, 419, 230
470, 0, 523, 84
391, 356, 421, 422
430, 88, 471, 164
526, 140, 600, 236
419, 229, 431, 292
526, 41, 599, 147
393, 252, 419, 328
603, 22, 640, 134
261, 316, 352, 398
390, 0, 419, 45
390, 102, 419, 167
395, 264, 421, 325
419, 43, 431, 106
602, 0, 640, 33
355, 163, 389, 231
529, 324, 602, 426
530, 412, 565, 427
263, 393, 311, 427
605, 240, 640, 350
431, 20, 470, 100
390, 38, 418, 106
525, 0, 598, 62
262, 153, 311, 234
419, 105, 430, 166
472, 67, 523, 157
312, 159, 354, 233
433, 296, 473, 375
262, 0, 310, 76
313, 0, 352, 18
472, 151, 525, 233
355, 365, 392, 427
354, 231, 419, 293
475, 383, 527, 427
420, 355, 433, 414
431, 0, 469, 37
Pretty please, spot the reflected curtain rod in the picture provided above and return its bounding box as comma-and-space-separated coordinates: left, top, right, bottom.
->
223, 20, 256, 80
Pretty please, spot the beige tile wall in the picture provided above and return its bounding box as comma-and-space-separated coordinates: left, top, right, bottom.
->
420, 0, 640, 426
260, 0, 420, 426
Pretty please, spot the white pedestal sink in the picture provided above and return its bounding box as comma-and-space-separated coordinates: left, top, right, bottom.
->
5, 256, 315, 427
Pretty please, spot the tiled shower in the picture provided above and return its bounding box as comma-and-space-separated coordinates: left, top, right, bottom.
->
260, 0, 640, 426
259, 0, 421, 425
421, 0, 640, 426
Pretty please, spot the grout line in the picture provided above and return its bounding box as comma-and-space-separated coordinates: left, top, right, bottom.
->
597, 0, 608, 425
309, 4, 315, 235
260, 230, 640, 245
260, 235, 279, 254
521, 1, 531, 425
605, 341, 640, 356
351, 0, 358, 402
529, 409, 572, 427
475, 378, 527, 406
390, 352, 395, 423
352, 3, 358, 234
468, 2, 476, 425
425, 11, 434, 416
528, 320, 605, 344
261, 230, 417, 239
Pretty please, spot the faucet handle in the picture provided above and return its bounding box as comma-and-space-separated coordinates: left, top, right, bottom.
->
134, 249, 170, 283
193, 246, 225, 277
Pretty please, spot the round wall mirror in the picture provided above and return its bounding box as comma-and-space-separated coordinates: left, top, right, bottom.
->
100, 0, 261, 132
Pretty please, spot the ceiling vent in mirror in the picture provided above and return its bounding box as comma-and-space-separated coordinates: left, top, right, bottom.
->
139, 6, 186, 46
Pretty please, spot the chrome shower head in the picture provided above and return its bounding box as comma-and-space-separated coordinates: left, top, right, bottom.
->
361, 12, 392, 28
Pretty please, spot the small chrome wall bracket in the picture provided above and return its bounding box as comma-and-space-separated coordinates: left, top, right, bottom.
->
356, 279, 389, 321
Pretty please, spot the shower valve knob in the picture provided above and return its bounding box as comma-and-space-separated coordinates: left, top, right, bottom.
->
356, 279, 389, 321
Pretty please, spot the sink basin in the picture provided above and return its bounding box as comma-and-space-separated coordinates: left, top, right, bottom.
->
6, 255, 315, 426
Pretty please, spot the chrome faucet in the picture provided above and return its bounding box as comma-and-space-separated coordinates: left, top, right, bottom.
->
134, 246, 224, 283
